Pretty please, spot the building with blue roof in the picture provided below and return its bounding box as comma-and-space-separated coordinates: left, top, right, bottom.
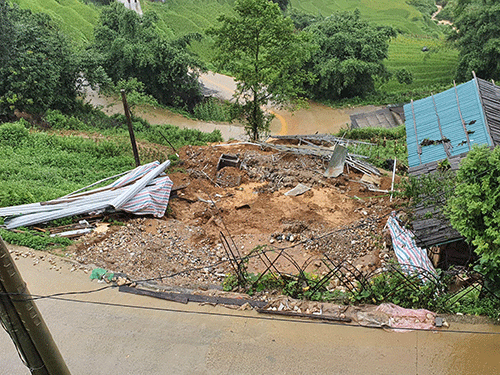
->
403, 75, 500, 251
404, 75, 500, 175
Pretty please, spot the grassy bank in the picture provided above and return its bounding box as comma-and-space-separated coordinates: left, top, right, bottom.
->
12, 0, 99, 45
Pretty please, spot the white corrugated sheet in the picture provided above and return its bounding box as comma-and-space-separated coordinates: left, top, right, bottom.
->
1, 161, 172, 229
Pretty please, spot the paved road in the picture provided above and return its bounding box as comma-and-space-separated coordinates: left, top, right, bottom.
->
1, 246, 500, 375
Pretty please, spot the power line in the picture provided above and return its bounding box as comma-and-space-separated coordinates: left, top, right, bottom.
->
7, 292, 500, 336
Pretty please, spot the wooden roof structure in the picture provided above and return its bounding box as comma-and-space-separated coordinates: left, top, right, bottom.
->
350, 106, 404, 129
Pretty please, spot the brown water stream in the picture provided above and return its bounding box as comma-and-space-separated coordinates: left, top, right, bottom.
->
86, 72, 383, 140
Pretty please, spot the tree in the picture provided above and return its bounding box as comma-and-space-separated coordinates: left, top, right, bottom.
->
450, 0, 500, 82
446, 145, 500, 290
91, 3, 204, 111
270, 0, 289, 12
288, 9, 324, 31
0, 1, 81, 115
208, 0, 314, 140
303, 10, 395, 100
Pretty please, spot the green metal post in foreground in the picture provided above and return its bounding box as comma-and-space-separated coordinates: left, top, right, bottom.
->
0, 237, 71, 375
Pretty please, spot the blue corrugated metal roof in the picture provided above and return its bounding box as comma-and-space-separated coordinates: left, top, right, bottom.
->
404, 79, 493, 168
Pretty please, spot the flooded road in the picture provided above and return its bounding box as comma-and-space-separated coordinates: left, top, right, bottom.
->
85, 88, 247, 140
86, 72, 383, 141
1, 246, 500, 374
200, 71, 384, 136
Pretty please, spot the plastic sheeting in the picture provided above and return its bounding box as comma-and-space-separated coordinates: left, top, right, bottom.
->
386, 213, 437, 281
376, 303, 436, 331
1, 161, 172, 229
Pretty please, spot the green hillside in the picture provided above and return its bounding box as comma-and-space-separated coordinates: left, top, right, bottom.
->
290, 0, 439, 36
12, 0, 99, 45
141, 0, 236, 61
378, 34, 459, 95
9, 0, 459, 98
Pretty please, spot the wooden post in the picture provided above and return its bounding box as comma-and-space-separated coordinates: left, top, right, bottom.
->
0, 237, 71, 375
120, 89, 141, 167
390, 158, 396, 202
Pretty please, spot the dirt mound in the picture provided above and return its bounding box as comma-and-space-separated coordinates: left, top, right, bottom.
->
70, 142, 402, 288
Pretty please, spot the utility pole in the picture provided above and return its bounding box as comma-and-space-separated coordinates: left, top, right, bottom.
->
0, 237, 71, 375
121, 89, 141, 167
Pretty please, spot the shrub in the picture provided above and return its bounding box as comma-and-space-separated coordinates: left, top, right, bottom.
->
0, 122, 29, 147
193, 97, 234, 123
395, 68, 414, 85
446, 145, 500, 292
44, 109, 87, 130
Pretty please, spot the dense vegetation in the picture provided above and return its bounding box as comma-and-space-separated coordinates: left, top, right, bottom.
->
91, 2, 205, 110
450, 0, 500, 82
0, 1, 95, 116
302, 10, 396, 100
208, 0, 314, 139
446, 145, 500, 292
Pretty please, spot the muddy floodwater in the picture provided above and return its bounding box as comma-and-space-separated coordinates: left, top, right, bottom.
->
86, 71, 383, 140
86, 89, 246, 141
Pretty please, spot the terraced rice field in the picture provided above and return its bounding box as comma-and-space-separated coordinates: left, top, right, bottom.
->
141, 0, 236, 61
378, 34, 459, 94
290, 0, 438, 35
13, 0, 99, 44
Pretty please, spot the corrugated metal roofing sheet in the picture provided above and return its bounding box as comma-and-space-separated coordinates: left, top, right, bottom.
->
1, 160, 172, 229
404, 79, 493, 168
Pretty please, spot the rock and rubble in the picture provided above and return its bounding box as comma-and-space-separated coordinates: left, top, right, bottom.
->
64, 142, 402, 290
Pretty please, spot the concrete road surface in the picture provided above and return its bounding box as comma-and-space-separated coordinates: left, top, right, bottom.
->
1, 246, 500, 375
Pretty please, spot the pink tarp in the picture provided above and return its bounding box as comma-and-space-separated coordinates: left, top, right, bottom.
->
376, 303, 436, 331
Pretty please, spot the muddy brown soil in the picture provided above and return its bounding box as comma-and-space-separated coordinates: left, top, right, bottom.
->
68, 142, 402, 289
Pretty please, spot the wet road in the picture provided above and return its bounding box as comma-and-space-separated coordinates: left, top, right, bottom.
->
1, 246, 500, 375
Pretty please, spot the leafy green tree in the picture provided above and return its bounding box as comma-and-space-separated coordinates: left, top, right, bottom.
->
270, 0, 289, 12
0, 1, 81, 115
450, 0, 500, 81
303, 10, 395, 100
91, 3, 204, 110
288, 9, 323, 30
446, 145, 500, 290
208, 0, 314, 140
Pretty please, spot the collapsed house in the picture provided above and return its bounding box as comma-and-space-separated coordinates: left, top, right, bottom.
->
350, 105, 405, 129
0, 161, 173, 234
403, 74, 500, 265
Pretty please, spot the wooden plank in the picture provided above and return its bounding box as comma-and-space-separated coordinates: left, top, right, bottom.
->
256, 308, 352, 323
119, 286, 267, 308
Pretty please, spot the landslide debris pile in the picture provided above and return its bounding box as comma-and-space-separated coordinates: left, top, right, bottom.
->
70, 142, 402, 289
